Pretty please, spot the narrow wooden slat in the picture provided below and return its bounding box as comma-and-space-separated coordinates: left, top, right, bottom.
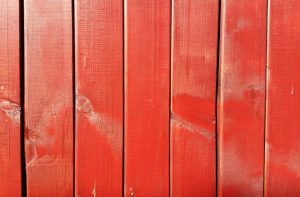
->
124, 0, 170, 196
24, 0, 73, 195
75, 0, 123, 196
0, 0, 21, 196
218, 0, 266, 196
171, 0, 219, 196
265, 0, 300, 195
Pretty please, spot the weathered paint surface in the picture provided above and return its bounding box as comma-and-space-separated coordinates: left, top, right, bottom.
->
218, 0, 266, 196
265, 0, 300, 195
171, 0, 218, 196
124, 0, 170, 196
3, 0, 300, 195
75, 0, 123, 195
0, 0, 21, 195
24, 0, 73, 195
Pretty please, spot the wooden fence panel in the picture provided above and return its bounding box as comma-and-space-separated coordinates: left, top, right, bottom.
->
0, 0, 21, 196
171, 0, 219, 196
2, 0, 300, 195
218, 0, 267, 196
24, 0, 73, 195
124, 0, 170, 196
265, 0, 300, 195
75, 0, 123, 196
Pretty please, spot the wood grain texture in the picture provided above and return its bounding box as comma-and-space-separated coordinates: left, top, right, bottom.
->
24, 0, 73, 195
218, 0, 266, 196
124, 0, 170, 196
75, 0, 123, 196
171, 0, 218, 196
0, 0, 21, 196
265, 0, 300, 195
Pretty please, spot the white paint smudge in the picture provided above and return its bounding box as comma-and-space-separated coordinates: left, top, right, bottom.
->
286, 152, 300, 177
272, 148, 300, 178
220, 63, 265, 101
221, 145, 263, 195
25, 95, 66, 166
0, 99, 20, 123
171, 113, 214, 139
76, 93, 122, 153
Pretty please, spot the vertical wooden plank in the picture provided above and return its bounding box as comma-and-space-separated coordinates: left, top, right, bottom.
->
75, 0, 123, 196
218, 0, 266, 196
124, 0, 170, 196
171, 0, 218, 196
265, 0, 300, 195
0, 0, 21, 196
24, 0, 73, 195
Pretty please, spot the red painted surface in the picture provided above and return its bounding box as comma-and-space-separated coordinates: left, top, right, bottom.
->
171, 0, 218, 196
2, 0, 300, 195
124, 0, 170, 196
218, 0, 266, 196
0, 0, 21, 196
75, 0, 123, 196
265, 0, 300, 195
24, 0, 73, 195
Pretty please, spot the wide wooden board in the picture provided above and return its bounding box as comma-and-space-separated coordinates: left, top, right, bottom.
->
171, 0, 219, 196
265, 0, 300, 195
124, 0, 170, 196
24, 0, 73, 195
218, 0, 267, 196
75, 0, 123, 196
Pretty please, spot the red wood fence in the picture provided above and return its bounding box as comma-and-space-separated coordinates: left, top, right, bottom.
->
0, 0, 300, 196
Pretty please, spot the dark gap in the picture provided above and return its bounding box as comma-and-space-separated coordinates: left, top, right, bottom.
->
263, 0, 269, 196
71, 0, 76, 195
215, 0, 222, 196
169, 0, 173, 196
19, 0, 27, 196
122, 0, 125, 196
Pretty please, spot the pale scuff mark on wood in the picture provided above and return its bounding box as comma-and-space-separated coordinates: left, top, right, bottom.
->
291, 86, 294, 95
0, 99, 20, 123
83, 50, 88, 68
171, 112, 215, 139
76, 93, 121, 153
220, 64, 264, 101
221, 145, 263, 193
129, 187, 135, 196
231, 18, 251, 33
285, 152, 300, 177
23, 131, 37, 166
269, 145, 300, 178
25, 95, 66, 166
92, 182, 96, 197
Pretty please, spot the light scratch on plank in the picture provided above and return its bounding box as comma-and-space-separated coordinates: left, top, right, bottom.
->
92, 182, 96, 197
171, 112, 215, 139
